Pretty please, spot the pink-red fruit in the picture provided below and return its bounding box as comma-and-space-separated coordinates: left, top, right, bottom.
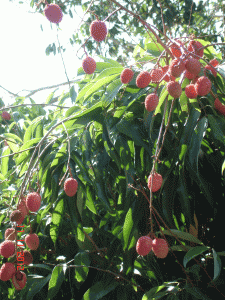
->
167, 81, 182, 98
169, 58, 185, 78
185, 57, 201, 75
150, 68, 163, 83
23, 250, 33, 265
214, 98, 225, 116
136, 236, 153, 256
25, 233, 39, 250
18, 198, 29, 217
0, 262, 16, 281
0, 240, 15, 258
10, 210, 23, 223
204, 65, 217, 77
152, 238, 169, 258
185, 84, 198, 99
90, 20, 107, 42
145, 93, 159, 112
5, 228, 16, 240
2, 111, 11, 120
187, 40, 204, 59
147, 172, 163, 192
170, 40, 183, 58
195, 76, 211, 96
12, 271, 27, 290
44, 4, 63, 24
82, 57, 96, 74
209, 59, 219, 67
64, 177, 78, 197
26, 192, 41, 212
136, 71, 151, 88
120, 68, 134, 84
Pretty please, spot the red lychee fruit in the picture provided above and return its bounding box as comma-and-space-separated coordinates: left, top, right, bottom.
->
185, 84, 198, 99
166, 81, 182, 98
25, 233, 39, 250
0, 262, 16, 281
209, 58, 219, 67
18, 197, 29, 218
2, 111, 11, 120
147, 172, 163, 192
187, 40, 204, 59
145, 93, 159, 112
170, 40, 183, 58
195, 76, 211, 96
44, 3, 63, 24
12, 271, 27, 290
136, 71, 151, 88
5, 228, 16, 241
26, 192, 41, 212
10, 210, 23, 223
161, 65, 175, 82
185, 70, 196, 80
0, 240, 15, 258
152, 238, 169, 258
23, 250, 33, 265
82, 56, 96, 75
120, 68, 134, 84
136, 236, 153, 256
169, 58, 185, 78
64, 177, 78, 197
150, 68, 163, 83
185, 57, 201, 76
204, 65, 217, 77
90, 20, 107, 42
214, 98, 225, 115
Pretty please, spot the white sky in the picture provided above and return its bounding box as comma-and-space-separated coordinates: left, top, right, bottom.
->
0, 0, 86, 106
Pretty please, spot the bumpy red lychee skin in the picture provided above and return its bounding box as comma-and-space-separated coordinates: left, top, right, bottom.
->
44, 4, 63, 24
204, 65, 217, 77
10, 210, 23, 223
147, 172, 163, 192
12, 271, 27, 290
145, 93, 159, 112
214, 98, 225, 115
150, 68, 163, 83
136, 236, 153, 256
23, 250, 33, 265
167, 81, 182, 98
82, 57, 96, 75
120, 68, 134, 84
170, 40, 183, 58
26, 192, 41, 212
18, 198, 29, 218
195, 76, 211, 96
136, 71, 151, 88
25, 233, 39, 250
0, 262, 16, 281
209, 58, 219, 67
185, 84, 198, 99
90, 20, 107, 42
187, 40, 204, 59
152, 238, 169, 258
169, 58, 185, 77
0, 240, 15, 258
185, 70, 196, 80
2, 111, 11, 120
64, 178, 78, 197
185, 57, 201, 75
161, 66, 175, 82
5, 228, 16, 241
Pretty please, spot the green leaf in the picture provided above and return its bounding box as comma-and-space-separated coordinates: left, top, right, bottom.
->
83, 277, 119, 300
25, 274, 52, 300
212, 248, 222, 281
123, 208, 133, 250
74, 251, 90, 282
47, 265, 65, 299
1, 147, 10, 175
50, 199, 64, 244
161, 229, 203, 245
183, 246, 209, 268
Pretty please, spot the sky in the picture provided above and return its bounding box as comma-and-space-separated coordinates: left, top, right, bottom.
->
0, 0, 87, 107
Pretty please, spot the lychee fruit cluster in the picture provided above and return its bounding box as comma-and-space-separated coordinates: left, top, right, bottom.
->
1, 111, 11, 120
136, 236, 169, 258
44, 3, 63, 24
90, 20, 107, 42
147, 172, 163, 192
64, 177, 78, 197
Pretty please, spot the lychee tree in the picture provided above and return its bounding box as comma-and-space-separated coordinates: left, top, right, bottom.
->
1, 1, 225, 299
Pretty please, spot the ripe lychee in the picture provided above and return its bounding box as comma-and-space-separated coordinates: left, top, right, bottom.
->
166, 81, 182, 98
64, 177, 78, 197
150, 68, 163, 83
185, 84, 198, 99
1, 111, 11, 120
10, 210, 23, 223
12, 271, 27, 290
82, 56, 96, 74
204, 65, 217, 77
185, 70, 196, 80
0, 262, 16, 281
209, 58, 219, 67
44, 3, 63, 24
25, 233, 39, 250
170, 40, 183, 58
23, 250, 33, 265
195, 76, 211, 96
5, 228, 16, 241
187, 40, 204, 59
147, 172, 163, 192
90, 20, 107, 42
18, 198, 29, 217
161, 65, 175, 82
0, 240, 15, 258
136, 71, 151, 88
26, 192, 41, 212
152, 238, 169, 258
120, 68, 134, 84
145, 93, 159, 112
185, 57, 201, 76
136, 236, 153, 256
169, 58, 185, 78
214, 98, 225, 115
